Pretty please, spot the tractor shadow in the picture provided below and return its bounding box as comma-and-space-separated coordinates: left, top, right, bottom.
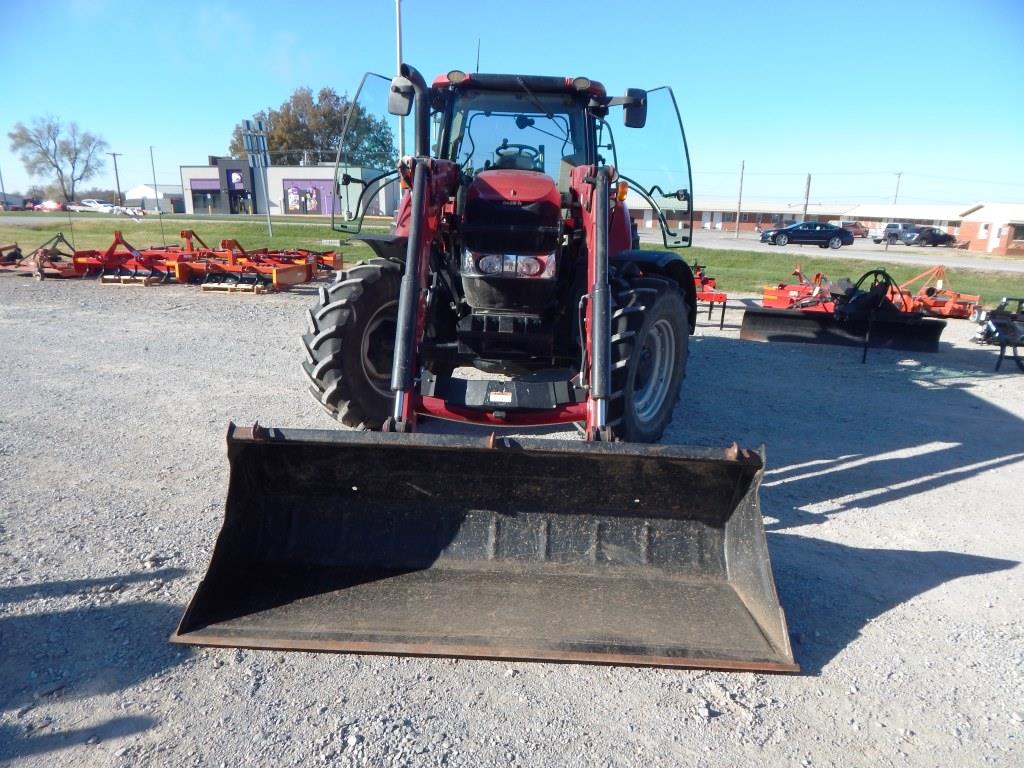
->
769, 535, 1013, 675
0, 569, 191, 762
683, 334, 1024, 526
678, 334, 1022, 673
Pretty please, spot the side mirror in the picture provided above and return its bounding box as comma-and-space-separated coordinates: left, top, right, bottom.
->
388, 76, 414, 116
623, 88, 647, 128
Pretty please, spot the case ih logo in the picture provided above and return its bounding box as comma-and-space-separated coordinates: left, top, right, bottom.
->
501, 200, 523, 207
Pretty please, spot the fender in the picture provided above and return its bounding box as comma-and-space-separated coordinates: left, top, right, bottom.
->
610, 249, 697, 332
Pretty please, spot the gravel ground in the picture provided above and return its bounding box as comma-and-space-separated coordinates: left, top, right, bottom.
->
1, 274, 1021, 767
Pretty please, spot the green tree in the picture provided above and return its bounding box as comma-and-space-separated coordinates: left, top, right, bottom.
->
8, 116, 108, 202
230, 87, 396, 169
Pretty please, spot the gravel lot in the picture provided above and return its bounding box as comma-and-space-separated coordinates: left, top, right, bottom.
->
1, 273, 1021, 767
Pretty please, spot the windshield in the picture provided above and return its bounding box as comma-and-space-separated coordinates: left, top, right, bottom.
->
444, 89, 588, 178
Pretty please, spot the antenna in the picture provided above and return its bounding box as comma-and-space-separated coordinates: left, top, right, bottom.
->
476, 39, 480, 73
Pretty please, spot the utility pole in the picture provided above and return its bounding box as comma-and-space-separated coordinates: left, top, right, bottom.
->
150, 146, 166, 245
476, 38, 481, 72
0, 162, 6, 205
107, 152, 123, 205
735, 160, 745, 239
802, 173, 811, 221
893, 171, 903, 204
395, 0, 405, 158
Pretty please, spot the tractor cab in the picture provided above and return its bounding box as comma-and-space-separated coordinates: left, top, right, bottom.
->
333, 70, 693, 251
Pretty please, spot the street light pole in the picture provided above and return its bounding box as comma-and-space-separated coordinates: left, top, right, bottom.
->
893, 171, 903, 204
802, 173, 811, 221
107, 152, 123, 206
395, 0, 405, 158
735, 160, 745, 239
150, 146, 166, 245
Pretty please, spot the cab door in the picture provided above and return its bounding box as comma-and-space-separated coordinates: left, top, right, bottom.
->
332, 72, 402, 233
606, 86, 693, 248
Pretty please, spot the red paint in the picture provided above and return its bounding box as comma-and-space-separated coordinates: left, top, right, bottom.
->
417, 395, 587, 426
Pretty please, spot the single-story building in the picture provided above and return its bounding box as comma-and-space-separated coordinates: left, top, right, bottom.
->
956, 203, 1024, 256
180, 157, 398, 218
125, 184, 184, 213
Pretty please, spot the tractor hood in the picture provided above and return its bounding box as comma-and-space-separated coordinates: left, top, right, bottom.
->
463, 171, 562, 255
468, 170, 560, 209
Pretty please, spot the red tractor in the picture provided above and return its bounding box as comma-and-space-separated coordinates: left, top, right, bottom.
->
303, 67, 699, 441
174, 66, 796, 673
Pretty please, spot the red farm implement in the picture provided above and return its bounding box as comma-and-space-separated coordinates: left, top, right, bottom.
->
72, 231, 179, 285
692, 262, 728, 329
760, 265, 835, 313
0, 234, 80, 279
887, 265, 980, 319
742, 268, 946, 355
170, 236, 337, 293
197, 239, 315, 293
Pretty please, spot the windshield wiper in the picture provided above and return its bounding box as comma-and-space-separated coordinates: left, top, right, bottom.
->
516, 76, 553, 119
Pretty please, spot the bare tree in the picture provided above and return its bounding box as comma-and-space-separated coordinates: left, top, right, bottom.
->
8, 116, 108, 202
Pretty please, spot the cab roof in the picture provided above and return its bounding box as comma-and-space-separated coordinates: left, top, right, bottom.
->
430, 72, 606, 99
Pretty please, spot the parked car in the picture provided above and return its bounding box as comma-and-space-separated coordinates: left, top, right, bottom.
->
873, 222, 914, 244
829, 220, 869, 238
911, 226, 956, 247
0, 198, 26, 211
68, 199, 115, 213
760, 221, 855, 249
33, 199, 67, 212
895, 226, 926, 245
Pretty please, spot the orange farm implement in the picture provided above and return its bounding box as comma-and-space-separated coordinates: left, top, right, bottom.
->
0, 234, 80, 279
171, 233, 339, 293
73, 231, 180, 285
887, 265, 980, 319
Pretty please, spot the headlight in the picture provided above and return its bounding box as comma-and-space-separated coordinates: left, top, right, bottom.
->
462, 249, 557, 280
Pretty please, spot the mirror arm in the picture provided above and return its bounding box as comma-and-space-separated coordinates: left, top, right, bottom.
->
617, 174, 689, 248
648, 184, 689, 202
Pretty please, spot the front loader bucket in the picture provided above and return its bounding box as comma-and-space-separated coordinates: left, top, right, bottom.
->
740, 307, 945, 352
171, 425, 797, 672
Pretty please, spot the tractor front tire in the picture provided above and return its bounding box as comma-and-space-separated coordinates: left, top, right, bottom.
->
301, 258, 401, 429
608, 276, 688, 443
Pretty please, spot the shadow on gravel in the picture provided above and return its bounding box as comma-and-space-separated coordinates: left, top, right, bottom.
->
768, 534, 1015, 675
0, 717, 154, 760
0, 567, 186, 605
0, 571, 193, 762
681, 335, 1023, 673
686, 336, 1024, 529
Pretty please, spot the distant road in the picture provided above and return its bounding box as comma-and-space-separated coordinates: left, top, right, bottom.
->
641, 229, 1024, 274
7, 212, 1024, 273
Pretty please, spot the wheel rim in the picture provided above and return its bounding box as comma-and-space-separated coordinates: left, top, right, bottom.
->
777, 235, 787, 245
360, 300, 398, 397
830, 237, 841, 248
632, 318, 676, 423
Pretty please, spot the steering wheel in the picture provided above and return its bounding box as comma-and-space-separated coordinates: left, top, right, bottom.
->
493, 141, 542, 170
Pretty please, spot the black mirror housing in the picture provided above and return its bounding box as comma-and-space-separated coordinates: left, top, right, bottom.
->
388, 76, 414, 116
623, 88, 647, 128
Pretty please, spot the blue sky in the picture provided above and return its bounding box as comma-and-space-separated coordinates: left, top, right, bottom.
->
2, 0, 1022, 205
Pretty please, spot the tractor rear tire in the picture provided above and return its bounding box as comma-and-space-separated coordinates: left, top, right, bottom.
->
301, 258, 401, 429
608, 276, 689, 443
